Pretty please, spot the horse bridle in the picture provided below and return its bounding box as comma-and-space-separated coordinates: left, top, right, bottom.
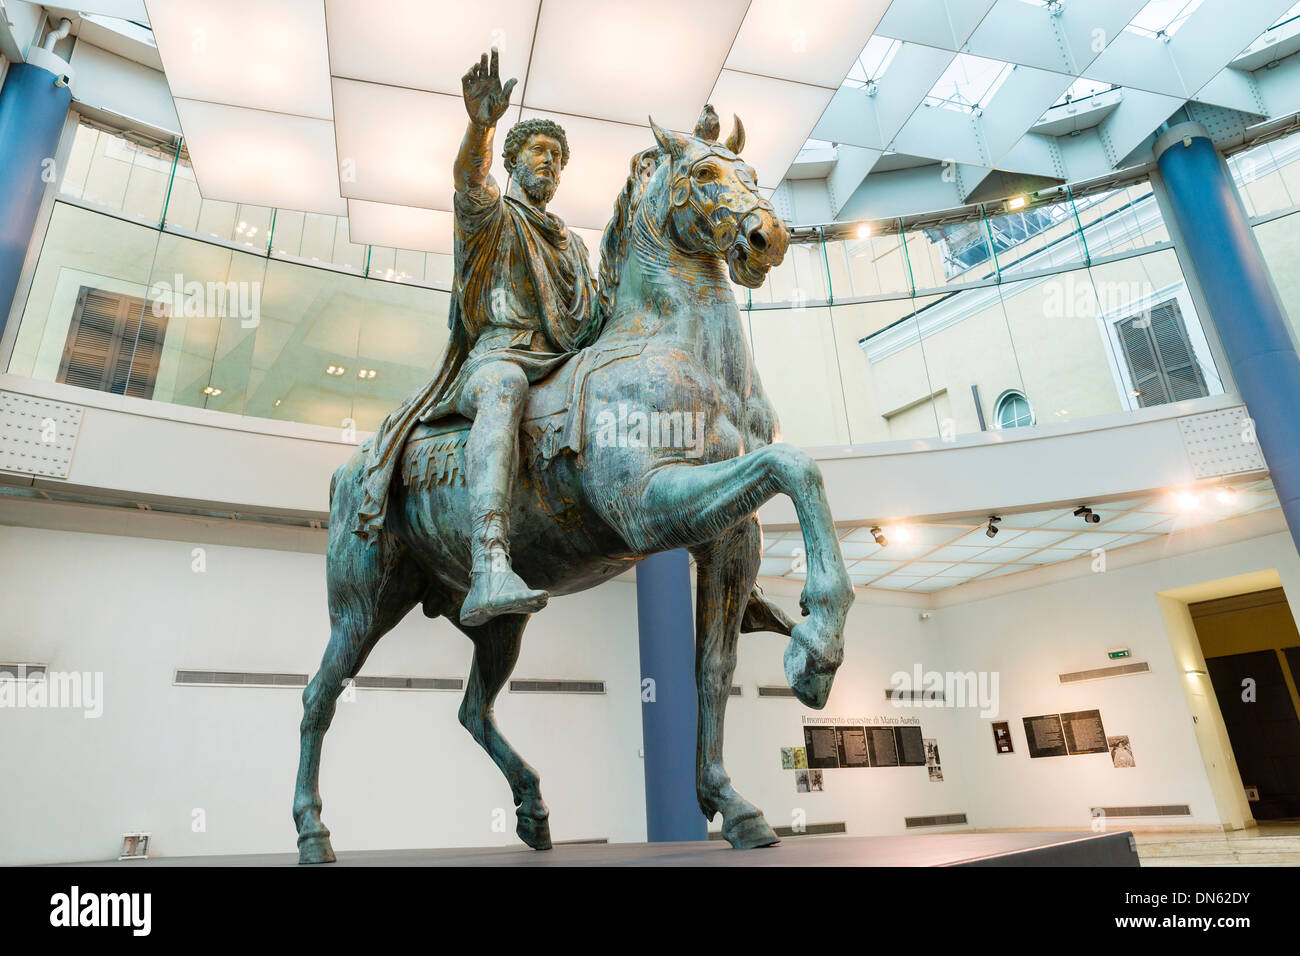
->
668, 148, 767, 256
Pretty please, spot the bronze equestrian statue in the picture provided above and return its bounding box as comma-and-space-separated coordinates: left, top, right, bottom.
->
293, 49, 854, 863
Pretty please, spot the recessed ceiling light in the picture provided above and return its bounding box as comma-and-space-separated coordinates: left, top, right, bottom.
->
201, 385, 222, 396
857, 223, 872, 239
1176, 491, 1200, 511
325, 365, 346, 376
1008, 196, 1027, 210
1215, 487, 1238, 505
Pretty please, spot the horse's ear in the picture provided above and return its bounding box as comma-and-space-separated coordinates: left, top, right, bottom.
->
725, 114, 745, 155
649, 117, 687, 160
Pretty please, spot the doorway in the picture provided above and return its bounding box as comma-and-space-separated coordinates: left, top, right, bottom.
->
1190, 588, 1300, 820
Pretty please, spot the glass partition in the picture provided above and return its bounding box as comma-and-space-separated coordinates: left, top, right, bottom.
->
15, 117, 1300, 448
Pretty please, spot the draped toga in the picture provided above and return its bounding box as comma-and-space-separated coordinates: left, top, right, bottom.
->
354, 176, 601, 540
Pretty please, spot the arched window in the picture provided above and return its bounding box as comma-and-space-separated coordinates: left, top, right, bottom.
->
994, 390, 1034, 429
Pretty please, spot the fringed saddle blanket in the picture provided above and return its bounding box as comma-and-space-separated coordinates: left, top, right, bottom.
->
400, 341, 645, 493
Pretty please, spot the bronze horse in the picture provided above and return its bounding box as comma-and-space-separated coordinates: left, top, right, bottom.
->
292, 117, 855, 863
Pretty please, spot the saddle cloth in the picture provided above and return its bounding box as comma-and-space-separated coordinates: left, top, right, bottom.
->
401, 341, 646, 492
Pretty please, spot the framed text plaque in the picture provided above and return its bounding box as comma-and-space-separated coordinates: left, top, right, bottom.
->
1023, 714, 1069, 758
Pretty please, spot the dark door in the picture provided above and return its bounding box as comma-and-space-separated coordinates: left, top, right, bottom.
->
1205, 650, 1300, 819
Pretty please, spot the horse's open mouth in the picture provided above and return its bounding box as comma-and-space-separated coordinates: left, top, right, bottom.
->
727, 243, 768, 288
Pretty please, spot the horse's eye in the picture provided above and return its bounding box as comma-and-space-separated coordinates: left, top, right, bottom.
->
694, 166, 713, 180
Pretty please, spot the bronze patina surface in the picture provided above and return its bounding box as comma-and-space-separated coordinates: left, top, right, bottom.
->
293, 51, 854, 863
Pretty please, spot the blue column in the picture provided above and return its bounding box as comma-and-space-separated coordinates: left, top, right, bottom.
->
1156, 123, 1300, 557
0, 63, 73, 333
635, 548, 707, 842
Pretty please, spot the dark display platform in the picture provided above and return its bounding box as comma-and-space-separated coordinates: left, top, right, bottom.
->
74, 830, 1138, 867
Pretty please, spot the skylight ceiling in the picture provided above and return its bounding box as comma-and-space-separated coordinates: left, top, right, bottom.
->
142, 0, 893, 251
809, 0, 1300, 222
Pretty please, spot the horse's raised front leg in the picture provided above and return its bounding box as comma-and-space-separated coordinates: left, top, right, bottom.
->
455, 615, 551, 850
692, 517, 779, 848
635, 443, 852, 708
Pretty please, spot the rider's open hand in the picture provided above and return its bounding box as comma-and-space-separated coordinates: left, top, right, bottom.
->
462, 48, 517, 128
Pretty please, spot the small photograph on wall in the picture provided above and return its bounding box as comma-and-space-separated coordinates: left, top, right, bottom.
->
803, 726, 840, 768
1023, 713, 1069, 758
793, 746, 808, 769
809, 769, 824, 792
992, 721, 1014, 754
1108, 735, 1136, 768
1062, 709, 1109, 755
795, 770, 811, 793
781, 746, 795, 770
924, 738, 943, 782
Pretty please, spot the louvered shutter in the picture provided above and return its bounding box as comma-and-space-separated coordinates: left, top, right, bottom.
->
58, 287, 168, 399
1117, 313, 1168, 407
1149, 301, 1208, 401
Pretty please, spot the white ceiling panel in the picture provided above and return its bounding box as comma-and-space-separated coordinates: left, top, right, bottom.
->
146, 0, 333, 119
174, 99, 346, 215
517, 109, 655, 232
347, 201, 455, 254
724, 0, 893, 89
707, 70, 834, 188
333, 78, 518, 210
523, 0, 749, 129
325, 0, 539, 95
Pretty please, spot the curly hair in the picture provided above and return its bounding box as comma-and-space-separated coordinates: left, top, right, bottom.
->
502, 118, 570, 174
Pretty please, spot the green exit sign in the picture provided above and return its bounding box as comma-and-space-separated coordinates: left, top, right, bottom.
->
1108, 649, 1131, 660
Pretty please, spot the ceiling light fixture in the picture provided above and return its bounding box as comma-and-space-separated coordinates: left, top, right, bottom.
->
325, 365, 346, 376
1215, 487, 1238, 505
201, 385, 222, 397
986, 515, 1001, 538
870, 526, 888, 547
893, 526, 913, 544
1008, 195, 1027, 210
1176, 491, 1200, 511
1073, 505, 1101, 524
857, 223, 872, 240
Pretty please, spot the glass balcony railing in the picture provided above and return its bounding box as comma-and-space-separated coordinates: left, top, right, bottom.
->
9, 118, 1300, 448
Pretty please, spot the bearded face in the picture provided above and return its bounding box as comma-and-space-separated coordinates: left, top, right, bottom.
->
513, 133, 563, 205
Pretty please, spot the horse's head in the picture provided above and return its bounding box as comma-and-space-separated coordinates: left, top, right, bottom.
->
647, 116, 789, 288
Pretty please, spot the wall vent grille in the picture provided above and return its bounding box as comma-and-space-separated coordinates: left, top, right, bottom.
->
757, 685, 797, 698
0, 663, 47, 680
884, 688, 945, 702
709, 821, 846, 840
508, 679, 606, 694
1059, 661, 1150, 683
353, 676, 462, 691
175, 671, 464, 691
175, 670, 307, 687
905, 813, 969, 829
729, 685, 742, 697
1092, 804, 1191, 818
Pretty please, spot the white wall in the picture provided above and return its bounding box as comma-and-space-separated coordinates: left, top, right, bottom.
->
3, 516, 1296, 863
940, 530, 1300, 831
0, 524, 646, 864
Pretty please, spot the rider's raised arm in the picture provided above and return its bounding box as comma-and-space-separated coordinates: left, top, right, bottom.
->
455, 48, 516, 195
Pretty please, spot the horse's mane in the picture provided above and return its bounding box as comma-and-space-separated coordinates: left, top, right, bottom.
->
597, 145, 662, 321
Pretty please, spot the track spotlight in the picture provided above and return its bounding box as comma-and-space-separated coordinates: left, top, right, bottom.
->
870, 526, 888, 547
1073, 505, 1101, 524
986, 516, 1001, 538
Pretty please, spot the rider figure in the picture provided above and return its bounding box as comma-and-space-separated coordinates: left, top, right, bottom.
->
354, 48, 600, 627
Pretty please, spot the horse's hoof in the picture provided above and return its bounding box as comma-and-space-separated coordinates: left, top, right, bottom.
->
517, 813, 552, 850
724, 813, 780, 849
298, 833, 337, 864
